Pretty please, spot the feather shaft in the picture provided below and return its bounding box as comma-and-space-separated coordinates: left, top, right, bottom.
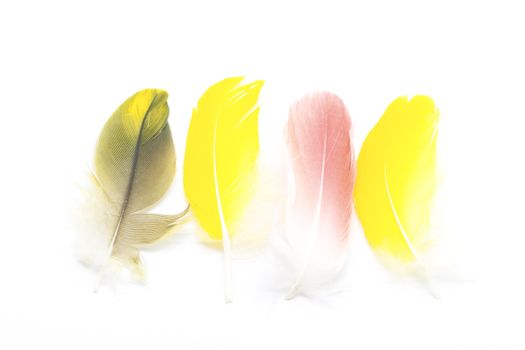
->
213, 105, 233, 302
107, 96, 156, 259
286, 129, 328, 299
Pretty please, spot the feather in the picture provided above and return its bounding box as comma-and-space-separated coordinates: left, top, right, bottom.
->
183, 77, 264, 302
353, 95, 439, 265
282, 92, 355, 299
84, 89, 188, 284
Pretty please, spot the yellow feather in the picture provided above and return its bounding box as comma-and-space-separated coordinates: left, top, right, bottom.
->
354, 96, 439, 262
183, 77, 264, 301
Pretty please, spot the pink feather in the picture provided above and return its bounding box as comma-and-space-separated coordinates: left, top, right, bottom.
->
283, 92, 355, 298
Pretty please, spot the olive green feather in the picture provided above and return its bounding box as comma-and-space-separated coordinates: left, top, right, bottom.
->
90, 89, 188, 278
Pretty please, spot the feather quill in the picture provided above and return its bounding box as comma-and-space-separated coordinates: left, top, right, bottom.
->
354, 95, 439, 266
83, 89, 188, 284
183, 77, 264, 302
282, 92, 355, 299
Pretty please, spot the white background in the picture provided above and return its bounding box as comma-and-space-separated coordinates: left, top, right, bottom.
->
1, 0, 524, 349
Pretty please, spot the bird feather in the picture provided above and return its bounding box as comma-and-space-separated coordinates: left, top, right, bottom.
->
84, 89, 188, 282
282, 92, 355, 299
354, 95, 439, 263
183, 77, 264, 302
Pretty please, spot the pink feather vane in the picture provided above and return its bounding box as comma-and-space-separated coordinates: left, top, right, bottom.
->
283, 92, 355, 298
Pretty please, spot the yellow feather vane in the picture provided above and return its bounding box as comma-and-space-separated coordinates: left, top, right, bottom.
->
90, 89, 188, 282
183, 77, 264, 302
354, 96, 439, 263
